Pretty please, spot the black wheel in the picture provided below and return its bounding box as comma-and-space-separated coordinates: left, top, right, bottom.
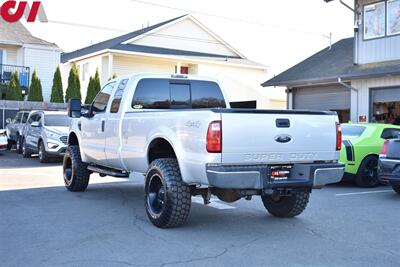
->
6, 140, 12, 150
145, 158, 191, 228
393, 184, 400, 194
63, 145, 90, 192
16, 135, 22, 154
38, 141, 51, 163
22, 138, 32, 158
261, 191, 310, 218
355, 156, 379, 187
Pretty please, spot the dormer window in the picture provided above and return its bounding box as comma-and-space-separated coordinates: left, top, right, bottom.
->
363, 0, 400, 40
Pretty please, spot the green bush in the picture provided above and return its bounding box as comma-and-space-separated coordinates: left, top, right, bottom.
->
50, 67, 64, 103
84, 69, 101, 104
65, 63, 81, 102
5, 72, 23, 101
27, 70, 43, 102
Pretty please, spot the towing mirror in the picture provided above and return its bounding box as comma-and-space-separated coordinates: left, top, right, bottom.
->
68, 99, 82, 118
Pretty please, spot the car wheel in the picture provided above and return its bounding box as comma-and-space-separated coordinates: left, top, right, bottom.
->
392, 184, 400, 194
22, 138, 32, 158
38, 141, 51, 163
261, 190, 310, 218
16, 135, 22, 154
355, 155, 379, 188
6, 140, 12, 150
63, 145, 90, 192
144, 158, 191, 228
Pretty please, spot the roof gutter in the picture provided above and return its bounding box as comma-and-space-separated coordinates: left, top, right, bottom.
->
338, 77, 358, 121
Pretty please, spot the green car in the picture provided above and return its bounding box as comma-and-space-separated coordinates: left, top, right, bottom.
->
340, 123, 400, 187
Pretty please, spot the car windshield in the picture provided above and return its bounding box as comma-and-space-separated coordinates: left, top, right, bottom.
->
44, 115, 71, 127
341, 125, 366, 137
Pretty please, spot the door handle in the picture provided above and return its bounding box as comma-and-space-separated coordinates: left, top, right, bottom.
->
101, 120, 105, 132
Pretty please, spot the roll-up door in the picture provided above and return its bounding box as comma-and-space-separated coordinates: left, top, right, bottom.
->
371, 88, 400, 103
293, 84, 350, 111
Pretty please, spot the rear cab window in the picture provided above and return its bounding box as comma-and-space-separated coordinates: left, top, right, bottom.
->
381, 128, 400, 139
131, 78, 226, 110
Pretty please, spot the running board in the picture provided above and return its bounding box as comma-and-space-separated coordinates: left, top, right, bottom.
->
87, 165, 129, 178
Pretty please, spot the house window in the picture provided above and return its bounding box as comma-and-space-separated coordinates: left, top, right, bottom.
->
0, 49, 3, 65
364, 2, 386, 39
387, 0, 400, 35
82, 63, 89, 81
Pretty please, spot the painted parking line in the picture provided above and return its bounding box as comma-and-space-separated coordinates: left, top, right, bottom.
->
192, 196, 236, 210
335, 190, 393, 197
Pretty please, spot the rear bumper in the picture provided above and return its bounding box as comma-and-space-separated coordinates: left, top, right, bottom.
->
378, 158, 400, 185
206, 163, 344, 190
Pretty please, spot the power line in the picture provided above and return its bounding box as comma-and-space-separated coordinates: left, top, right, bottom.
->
48, 19, 130, 32
128, 0, 331, 38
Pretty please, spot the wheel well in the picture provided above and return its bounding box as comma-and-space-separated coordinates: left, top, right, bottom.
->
148, 138, 176, 164
68, 132, 79, 146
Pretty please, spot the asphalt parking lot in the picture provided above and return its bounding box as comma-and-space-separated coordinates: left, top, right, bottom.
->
1, 150, 399, 267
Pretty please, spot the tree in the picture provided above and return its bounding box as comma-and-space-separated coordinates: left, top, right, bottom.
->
84, 68, 101, 104
27, 70, 43, 102
5, 72, 23, 101
50, 67, 64, 103
65, 63, 81, 102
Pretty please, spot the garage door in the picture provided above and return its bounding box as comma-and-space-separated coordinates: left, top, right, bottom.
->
293, 84, 350, 110
371, 87, 400, 103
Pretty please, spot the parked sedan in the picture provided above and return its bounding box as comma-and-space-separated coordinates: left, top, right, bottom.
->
378, 139, 400, 194
5, 110, 30, 153
340, 123, 400, 187
21, 111, 70, 163
0, 130, 8, 151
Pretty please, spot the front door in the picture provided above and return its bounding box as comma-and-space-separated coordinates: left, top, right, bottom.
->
81, 82, 116, 165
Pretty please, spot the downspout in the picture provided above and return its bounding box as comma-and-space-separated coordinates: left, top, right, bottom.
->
338, 77, 359, 122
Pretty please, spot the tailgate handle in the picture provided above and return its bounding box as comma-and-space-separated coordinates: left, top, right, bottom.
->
276, 119, 290, 128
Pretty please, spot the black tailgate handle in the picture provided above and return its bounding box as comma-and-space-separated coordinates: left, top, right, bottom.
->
276, 119, 290, 128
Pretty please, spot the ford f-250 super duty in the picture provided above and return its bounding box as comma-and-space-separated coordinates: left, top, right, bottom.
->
64, 73, 344, 228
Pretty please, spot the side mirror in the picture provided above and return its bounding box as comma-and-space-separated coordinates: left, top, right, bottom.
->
31, 121, 40, 127
5, 118, 11, 125
68, 99, 82, 118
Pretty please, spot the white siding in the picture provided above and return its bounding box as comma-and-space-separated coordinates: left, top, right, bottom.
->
0, 45, 19, 65
351, 75, 400, 121
113, 55, 175, 76
24, 47, 60, 101
131, 18, 238, 57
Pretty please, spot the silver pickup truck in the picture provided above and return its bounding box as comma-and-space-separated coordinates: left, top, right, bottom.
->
65, 73, 344, 228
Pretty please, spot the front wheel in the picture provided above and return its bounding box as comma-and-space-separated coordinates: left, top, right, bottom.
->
144, 158, 191, 228
393, 184, 400, 194
261, 191, 310, 218
63, 145, 90, 192
355, 156, 379, 188
16, 135, 22, 154
6, 140, 12, 150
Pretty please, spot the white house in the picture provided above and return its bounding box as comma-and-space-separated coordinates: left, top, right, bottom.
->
0, 19, 61, 101
61, 14, 286, 109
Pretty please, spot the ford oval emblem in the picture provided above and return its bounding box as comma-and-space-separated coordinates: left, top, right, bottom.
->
275, 134, 292, 143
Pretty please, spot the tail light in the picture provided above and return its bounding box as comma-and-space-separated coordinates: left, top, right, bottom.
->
336, 123, 342, 151
206, 121, 222, 153
381, 140, 389, 157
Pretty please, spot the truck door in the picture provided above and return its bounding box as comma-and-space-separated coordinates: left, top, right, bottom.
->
104, 79, 129, 169
81, 82, 116, 165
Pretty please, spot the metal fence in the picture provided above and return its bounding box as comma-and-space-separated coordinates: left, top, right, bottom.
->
0, 100, 67, 129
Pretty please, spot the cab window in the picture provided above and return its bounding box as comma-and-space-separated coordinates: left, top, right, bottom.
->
132, 79, 170, 109
92, 82, 116, 115
110, 79, 128, 113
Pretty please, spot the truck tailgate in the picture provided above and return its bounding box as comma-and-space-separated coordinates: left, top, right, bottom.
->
219, 110, 339, 164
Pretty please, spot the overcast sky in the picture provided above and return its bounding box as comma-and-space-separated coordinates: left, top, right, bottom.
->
24, 0, 354, 77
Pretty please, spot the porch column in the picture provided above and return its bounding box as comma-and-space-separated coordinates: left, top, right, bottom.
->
108, 53, 114, 80
176, 62, 181, 74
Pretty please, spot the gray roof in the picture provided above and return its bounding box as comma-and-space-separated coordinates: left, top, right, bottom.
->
61, 15, 242, 63
0, 19, 58, 47
262, 37, 400, 87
